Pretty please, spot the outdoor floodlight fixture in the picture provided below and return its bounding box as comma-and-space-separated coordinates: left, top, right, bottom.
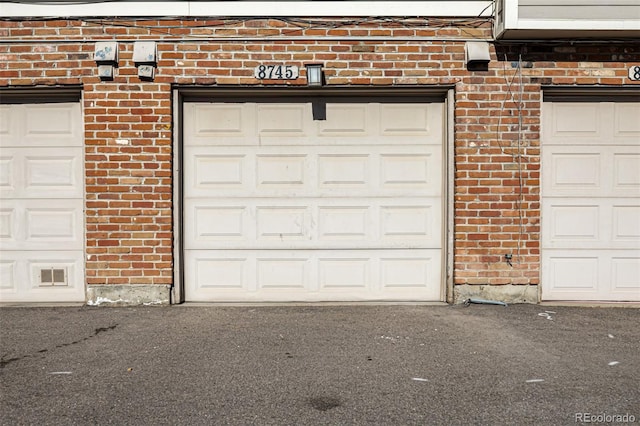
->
306, 64, 324, 87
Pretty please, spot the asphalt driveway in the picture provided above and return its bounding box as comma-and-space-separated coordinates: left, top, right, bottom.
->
1, 304, 638, 425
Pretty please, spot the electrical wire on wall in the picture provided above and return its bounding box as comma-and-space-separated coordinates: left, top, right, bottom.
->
0, 12, 495, 42
516, 53, 525, 266
494, 51, 527, 266
0, 0, 496, 45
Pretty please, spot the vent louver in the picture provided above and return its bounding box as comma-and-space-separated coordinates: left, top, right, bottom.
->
40, 268, 67, 287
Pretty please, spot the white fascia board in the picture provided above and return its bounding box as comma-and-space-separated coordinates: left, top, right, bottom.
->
1, 1, 493, 18
1, 2, 191, 17
516, 19, 640, 31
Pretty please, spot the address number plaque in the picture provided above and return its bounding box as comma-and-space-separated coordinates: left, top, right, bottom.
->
254, 64, 299, 80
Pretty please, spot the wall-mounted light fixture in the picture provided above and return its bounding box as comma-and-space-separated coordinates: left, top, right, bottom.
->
94, 41, 118, 80
305, 64, 324, 87
133, 41, 157, 81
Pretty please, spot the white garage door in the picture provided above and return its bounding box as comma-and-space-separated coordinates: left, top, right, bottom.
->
542, 101, 640, 301
184, 101, 443, 302
0, 102, 85, 303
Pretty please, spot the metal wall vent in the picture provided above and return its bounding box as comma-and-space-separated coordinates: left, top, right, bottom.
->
40, 268, 67, 287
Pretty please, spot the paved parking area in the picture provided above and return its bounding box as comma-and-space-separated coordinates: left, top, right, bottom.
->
1, 304, 639, 425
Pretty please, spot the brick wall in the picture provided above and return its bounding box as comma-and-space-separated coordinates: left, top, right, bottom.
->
1, 18, 638, 300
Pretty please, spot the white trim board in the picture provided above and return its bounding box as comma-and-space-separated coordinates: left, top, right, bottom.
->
1, 1, 493, 18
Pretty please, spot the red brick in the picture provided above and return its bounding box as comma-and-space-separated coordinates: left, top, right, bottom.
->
1, 18, 632, 292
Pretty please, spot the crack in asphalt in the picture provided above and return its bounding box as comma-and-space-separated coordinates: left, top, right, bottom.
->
0, 324, 118, 369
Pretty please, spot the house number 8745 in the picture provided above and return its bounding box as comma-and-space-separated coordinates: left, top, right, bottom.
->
254, 64, 299, 80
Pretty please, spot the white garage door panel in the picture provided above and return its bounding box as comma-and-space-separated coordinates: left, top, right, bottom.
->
185, 102, 442, 146
0, 104, 82, 147
1, 148, 84, 199
185, 197, 440, 249
544, 102, 640, 145
542, 145, 640, 198
614, 103, 640, 135
184, 101, 444, 302
542, 199, 640, 250
0, 102, 84, 303
542, 101, 640, 301
184, 145, 441, 198
186, 249, 441, 302
542, 251, 640, 301
0, 251, 85, 302
1, 200, 83, 250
